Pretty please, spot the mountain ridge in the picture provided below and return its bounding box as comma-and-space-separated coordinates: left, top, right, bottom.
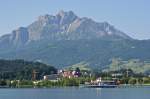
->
0, 10, 131, 47
0, 11, 150, 73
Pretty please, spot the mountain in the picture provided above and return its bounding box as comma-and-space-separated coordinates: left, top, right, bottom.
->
0, 10, 131, 47
0, 11, 150, 73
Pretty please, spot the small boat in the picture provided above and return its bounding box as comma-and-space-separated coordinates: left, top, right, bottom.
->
84, 77, 118, 88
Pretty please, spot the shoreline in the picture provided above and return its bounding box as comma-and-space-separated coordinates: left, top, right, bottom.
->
0, 84, 150, 89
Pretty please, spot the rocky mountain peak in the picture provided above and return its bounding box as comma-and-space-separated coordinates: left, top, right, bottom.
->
56, 10, 78, 25
57, 10, 65, 17
0, 10, 132, 46
56, 10, 77, 17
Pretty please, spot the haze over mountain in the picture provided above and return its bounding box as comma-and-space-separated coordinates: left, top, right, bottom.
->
0, 11, 150, 73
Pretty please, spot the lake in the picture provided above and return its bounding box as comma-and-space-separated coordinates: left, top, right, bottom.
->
0, 87, 149, 99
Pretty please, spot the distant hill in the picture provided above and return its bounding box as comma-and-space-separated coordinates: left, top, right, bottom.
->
0, 59, 57, 80
106, 58, 150, 74
0, 11, 150, 74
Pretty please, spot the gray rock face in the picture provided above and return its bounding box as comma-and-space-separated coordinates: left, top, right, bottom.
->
0, 27, 29, 47
27, 10, 131, 41
11, 27, 29, 45
0, 10, 131, 46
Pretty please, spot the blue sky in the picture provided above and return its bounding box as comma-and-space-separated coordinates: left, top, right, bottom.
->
0, 0, 150, 40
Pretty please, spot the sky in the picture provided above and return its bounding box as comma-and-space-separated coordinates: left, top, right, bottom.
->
0, 0, 150, 40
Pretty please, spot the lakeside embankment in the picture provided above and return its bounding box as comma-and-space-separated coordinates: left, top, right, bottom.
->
0, 77, 150, 88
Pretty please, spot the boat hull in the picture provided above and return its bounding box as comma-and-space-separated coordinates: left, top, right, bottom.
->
84, 85, 118, 88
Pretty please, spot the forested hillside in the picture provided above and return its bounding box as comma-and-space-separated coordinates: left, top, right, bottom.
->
0, 59, 57, 80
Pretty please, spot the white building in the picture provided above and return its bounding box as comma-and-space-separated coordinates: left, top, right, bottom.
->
43, 74, 61, 82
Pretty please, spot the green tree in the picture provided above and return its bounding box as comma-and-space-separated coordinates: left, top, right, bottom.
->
128, 78, 137, 85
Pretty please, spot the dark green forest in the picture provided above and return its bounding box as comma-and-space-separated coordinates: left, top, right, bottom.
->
0, 59, 57, 80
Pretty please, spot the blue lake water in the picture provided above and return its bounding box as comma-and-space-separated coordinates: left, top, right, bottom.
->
0, 87, 149, 99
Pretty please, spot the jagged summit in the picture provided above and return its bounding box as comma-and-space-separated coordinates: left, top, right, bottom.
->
0, 10, 131, 45
37, 10, 78, 24
56, 10, 76, 17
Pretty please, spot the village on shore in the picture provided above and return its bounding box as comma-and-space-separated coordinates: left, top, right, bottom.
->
0, 67, 150, 88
